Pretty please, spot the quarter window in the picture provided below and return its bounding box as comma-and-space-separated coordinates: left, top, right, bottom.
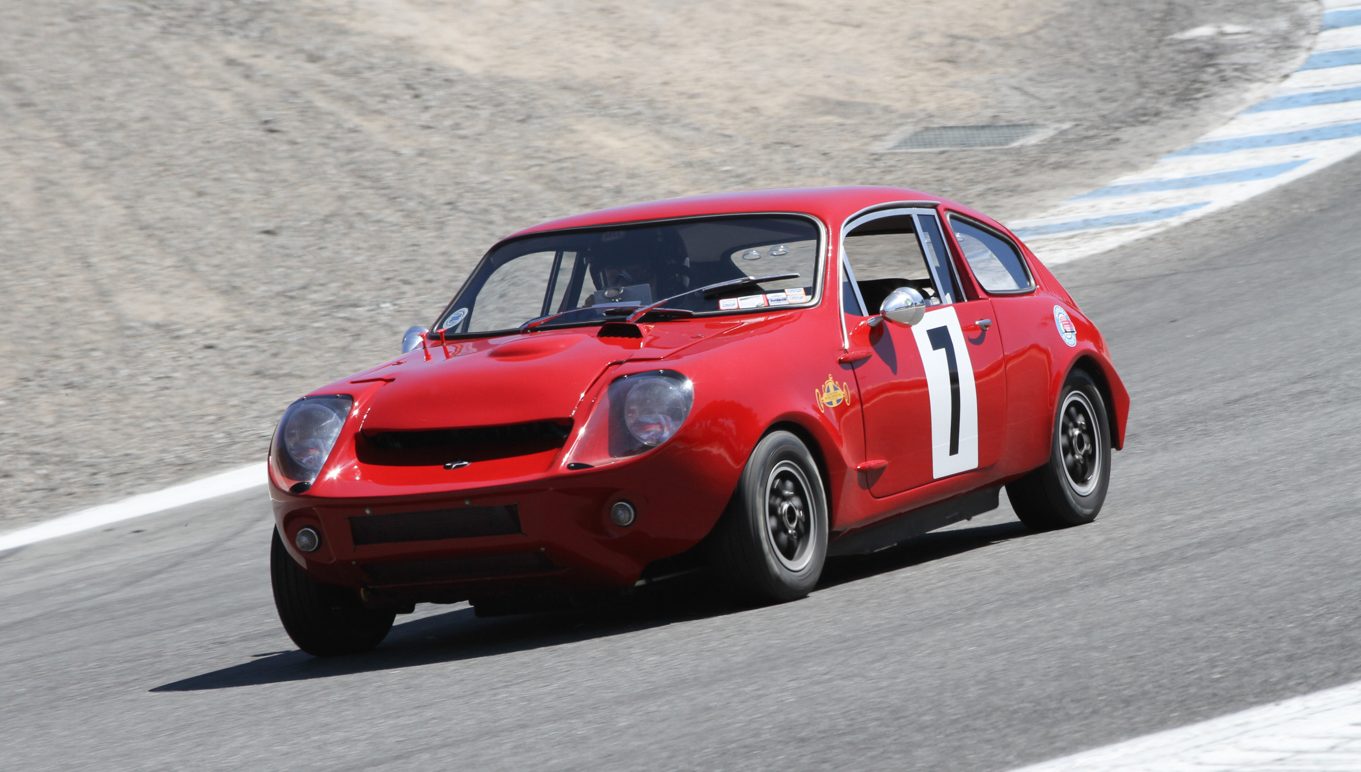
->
951, 219, 1032, 293
958, 219, 1028, 294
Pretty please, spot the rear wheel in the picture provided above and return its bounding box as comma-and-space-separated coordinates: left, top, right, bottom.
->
1007, 370, 1111, 530
710, 431, 828, 603
270, 529, 394, 656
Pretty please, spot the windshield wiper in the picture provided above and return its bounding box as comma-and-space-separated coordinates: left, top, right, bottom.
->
625, 273, 800, 323
519, 304, 638, 333
520, 272, 801, 331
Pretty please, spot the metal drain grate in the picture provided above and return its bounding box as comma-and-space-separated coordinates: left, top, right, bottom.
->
885, 123, 1063, 151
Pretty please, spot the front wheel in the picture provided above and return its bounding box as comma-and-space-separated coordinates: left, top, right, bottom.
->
710, 431, 829, 604
270, 529, 394, 656
1007, 370, 1112, 530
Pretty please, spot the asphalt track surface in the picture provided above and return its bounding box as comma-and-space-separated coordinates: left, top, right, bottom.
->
2, 156, 1359, 770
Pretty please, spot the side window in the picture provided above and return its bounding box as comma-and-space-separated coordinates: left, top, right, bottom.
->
842, 212, 956, 315
951, 219, 1033, 293
468, 251, 556, 332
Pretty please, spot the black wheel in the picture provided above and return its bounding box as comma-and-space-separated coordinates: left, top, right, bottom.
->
710, 431, 829, 603
1007, 370, 1112, 530
270, 529, 394, 656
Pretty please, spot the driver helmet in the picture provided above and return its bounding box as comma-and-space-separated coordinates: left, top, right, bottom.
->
589, 227, 689, 298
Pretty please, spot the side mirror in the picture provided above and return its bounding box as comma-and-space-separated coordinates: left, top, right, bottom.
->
401, 325, 429, 353
880, 287, 927, 326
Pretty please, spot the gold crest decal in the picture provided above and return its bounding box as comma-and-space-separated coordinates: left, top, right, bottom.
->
816, 374, 851, 409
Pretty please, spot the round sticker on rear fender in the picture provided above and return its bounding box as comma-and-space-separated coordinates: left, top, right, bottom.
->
1053, 305, 1078, 347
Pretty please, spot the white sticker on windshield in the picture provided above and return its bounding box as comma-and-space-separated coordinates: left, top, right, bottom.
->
766, 291, 789, 306
786, 287, 808, 303
737, 294, 767, 309
719, 298, 739, 311
446, 307, 468, 328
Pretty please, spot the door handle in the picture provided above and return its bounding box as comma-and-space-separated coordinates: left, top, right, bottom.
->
973, 318, 993, 330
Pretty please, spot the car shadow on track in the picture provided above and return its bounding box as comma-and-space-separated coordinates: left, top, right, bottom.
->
823, 519, 1028, 588
150, 520, 1028, 692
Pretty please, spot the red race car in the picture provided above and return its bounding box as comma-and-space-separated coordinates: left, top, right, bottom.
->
268, 187, 1129, 655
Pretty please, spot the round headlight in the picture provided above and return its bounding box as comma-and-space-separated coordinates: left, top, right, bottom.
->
622, 374, 693, 448
272, 395, 353, 486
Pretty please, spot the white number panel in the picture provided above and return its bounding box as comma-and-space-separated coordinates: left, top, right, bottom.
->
910, 307, 979, 479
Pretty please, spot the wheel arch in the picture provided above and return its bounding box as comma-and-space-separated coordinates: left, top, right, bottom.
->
756, 415, 854, 532
764, 420, 832, 494
1065, 355, 1124, 450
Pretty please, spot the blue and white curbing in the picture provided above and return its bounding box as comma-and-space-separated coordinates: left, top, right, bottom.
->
1013, 0, 1361, 264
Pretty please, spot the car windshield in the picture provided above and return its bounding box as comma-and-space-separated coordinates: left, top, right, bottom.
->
436, 215, 821, 335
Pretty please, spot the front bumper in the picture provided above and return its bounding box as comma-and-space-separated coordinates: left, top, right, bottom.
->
271, 445, 735, 601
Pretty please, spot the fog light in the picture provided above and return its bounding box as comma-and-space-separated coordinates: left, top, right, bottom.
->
295, 526, 321, 553
609, 501, 636, 527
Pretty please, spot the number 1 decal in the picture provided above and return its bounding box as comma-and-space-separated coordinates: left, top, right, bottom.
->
911, 307, 979, 479
926, 326, 961, 456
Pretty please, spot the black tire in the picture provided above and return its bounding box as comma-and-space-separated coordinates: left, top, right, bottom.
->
710, 431, 829, 604
1007, 370, 1112, 531
270, 529, 394, 656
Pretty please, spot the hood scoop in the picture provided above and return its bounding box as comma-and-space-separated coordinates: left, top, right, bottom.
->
598, 321, 643, 339
488, 336, 581, 360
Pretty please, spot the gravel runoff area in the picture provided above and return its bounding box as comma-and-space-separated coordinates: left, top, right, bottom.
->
0, 0, 1314, 527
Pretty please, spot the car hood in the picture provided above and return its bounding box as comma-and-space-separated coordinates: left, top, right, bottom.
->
351, 321, 745, 431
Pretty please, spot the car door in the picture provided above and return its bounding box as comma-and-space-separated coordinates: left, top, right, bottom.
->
841, 208, 1007, 499
945, 213, 1053, 474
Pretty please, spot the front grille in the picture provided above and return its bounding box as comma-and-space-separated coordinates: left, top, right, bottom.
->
362, 551, 557, 585
357, 420, 571, 467
350, 505, 521, 545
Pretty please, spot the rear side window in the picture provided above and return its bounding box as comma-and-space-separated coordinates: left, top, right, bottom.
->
951, 218, 1033, 293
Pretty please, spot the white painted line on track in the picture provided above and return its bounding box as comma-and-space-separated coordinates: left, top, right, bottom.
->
1014, 679, 1361, 770
1, 3, 1356, 555
0, 464, 264, 553
1013, 1, 1361, 264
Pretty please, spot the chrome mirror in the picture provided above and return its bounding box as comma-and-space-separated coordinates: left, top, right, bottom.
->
401, 325, 429, 354
880, 287, 927, 326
